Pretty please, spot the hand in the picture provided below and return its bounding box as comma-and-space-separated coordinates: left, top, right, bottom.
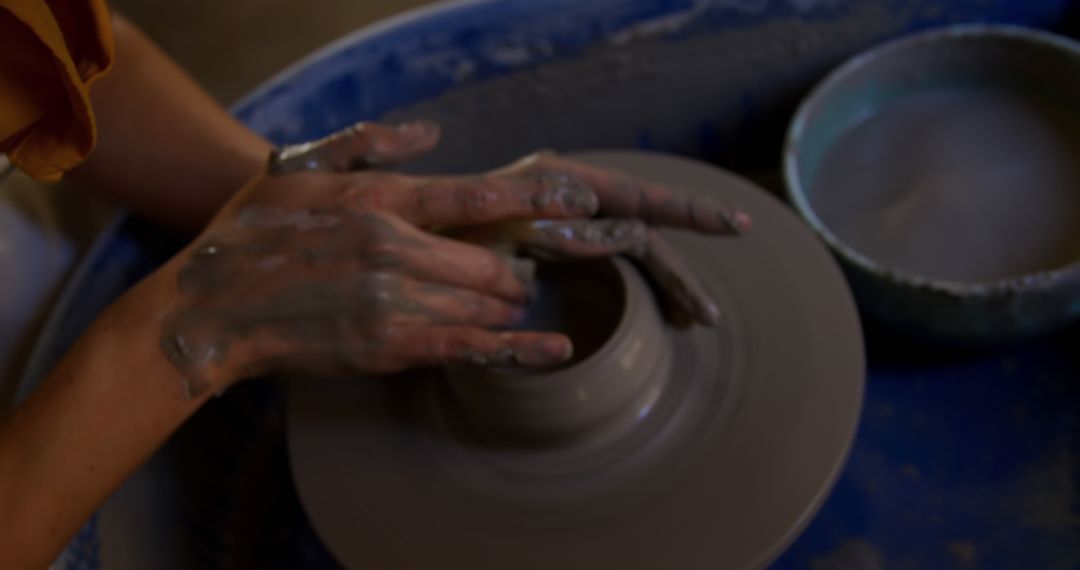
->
446, 153, 750, 327
159, 121, 749, 398
270, 121, 750, 327
162, 121, 602, 397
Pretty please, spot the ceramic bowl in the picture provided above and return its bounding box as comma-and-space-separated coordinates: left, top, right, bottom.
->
446, 257, 671, 446
784, 25, 1080, 342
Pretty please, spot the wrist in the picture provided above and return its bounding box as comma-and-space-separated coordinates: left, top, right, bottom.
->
162, 249, 250, 396
113, 253, 240, 399
0, 250, 231, 563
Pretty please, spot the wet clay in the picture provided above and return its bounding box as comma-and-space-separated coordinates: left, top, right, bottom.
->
810, 87, 1080, 283
267, 120, 440, 175
288, 151, 864, 570
511, 259, 625, 365
447, 257, 667, 448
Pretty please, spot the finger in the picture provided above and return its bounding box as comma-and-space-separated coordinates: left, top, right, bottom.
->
466, 224, 719, 327
393, 169, 599, 227
634, 231, 721, 327
355, 212, 532, 302
445, 220, 719, 328
324, 260, 522, 328
323, 270, 522, 329
394, 233, 538, 303
268, 120, 440, 175
503, 152, 751, 234
453, 219, 650, 258
519, 219, 649, 257
392, 326, 573, 368
222, 283, 531, 378
397, 278, 526, 328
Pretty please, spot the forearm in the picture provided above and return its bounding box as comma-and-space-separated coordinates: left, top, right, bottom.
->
73, 13, 272, 233
0, 258, 216, 567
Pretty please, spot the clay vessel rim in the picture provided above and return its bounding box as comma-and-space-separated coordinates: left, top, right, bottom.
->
483, 257, 646, 388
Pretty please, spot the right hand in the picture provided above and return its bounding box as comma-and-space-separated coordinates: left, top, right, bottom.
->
160, 121, 601, 397
159, 120, 749, 398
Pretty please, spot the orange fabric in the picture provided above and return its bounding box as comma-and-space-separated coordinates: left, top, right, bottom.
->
0, 0, 112, 181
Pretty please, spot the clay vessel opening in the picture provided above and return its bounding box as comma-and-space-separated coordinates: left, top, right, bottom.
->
515, 258, 627, 367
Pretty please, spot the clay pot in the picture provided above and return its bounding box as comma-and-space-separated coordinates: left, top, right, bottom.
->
446, 257, 671, 446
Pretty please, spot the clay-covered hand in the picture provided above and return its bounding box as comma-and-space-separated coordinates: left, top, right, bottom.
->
266, 122, 750, 327
162, 120, 606, 397
449, 153, 751, 327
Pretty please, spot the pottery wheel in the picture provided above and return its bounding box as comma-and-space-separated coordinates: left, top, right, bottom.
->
287, 151, 864, 569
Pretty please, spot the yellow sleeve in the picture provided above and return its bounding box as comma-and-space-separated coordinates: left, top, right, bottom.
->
0, 0, 113, 181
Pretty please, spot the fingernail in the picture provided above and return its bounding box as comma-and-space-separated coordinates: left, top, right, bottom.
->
537, 338, 574, 365
555, 339, 574, 361
689, 195, 751, 234
718, 207, 751, 234
733, 211, 752, 232
396, 120, 439, 144
697, 299, 722, 327
498, 338, 570, 367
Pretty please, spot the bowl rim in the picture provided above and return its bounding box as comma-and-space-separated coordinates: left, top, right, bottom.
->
782, 23, 1080, 299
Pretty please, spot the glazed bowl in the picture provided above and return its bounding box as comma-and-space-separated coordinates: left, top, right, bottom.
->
784, 25, 1080, 343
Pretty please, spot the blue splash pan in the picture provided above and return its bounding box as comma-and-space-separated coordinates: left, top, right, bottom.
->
19, 1, 1079, 568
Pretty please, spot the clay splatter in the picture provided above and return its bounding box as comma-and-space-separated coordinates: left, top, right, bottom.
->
810, 539, 887, 570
